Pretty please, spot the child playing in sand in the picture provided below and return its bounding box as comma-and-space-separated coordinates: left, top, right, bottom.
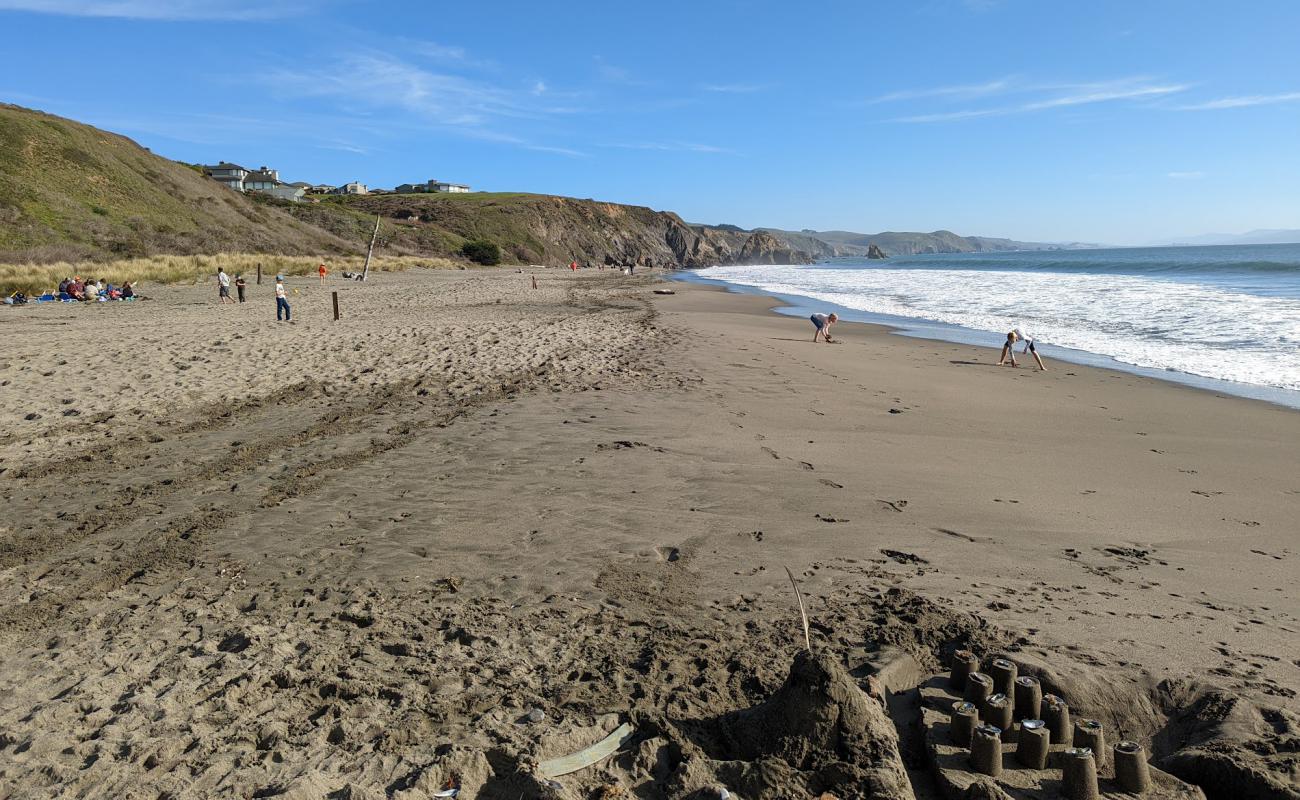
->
998, 328, 1046, 370
235, 274, 246, 303
811, 312, 838, 343
318, 263, 328, 285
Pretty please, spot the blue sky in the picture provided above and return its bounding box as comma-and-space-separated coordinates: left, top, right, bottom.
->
2, 0, 1298, 244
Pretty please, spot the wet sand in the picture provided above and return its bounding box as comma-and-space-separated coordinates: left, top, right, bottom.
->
0, 269, 1296, 799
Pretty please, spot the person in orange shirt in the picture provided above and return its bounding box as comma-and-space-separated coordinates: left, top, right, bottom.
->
318, 263, 328, 285
569, 261, 577, 271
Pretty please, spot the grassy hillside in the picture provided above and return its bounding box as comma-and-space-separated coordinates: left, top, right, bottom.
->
0, 103, 364, 263
315, 192, 744, 267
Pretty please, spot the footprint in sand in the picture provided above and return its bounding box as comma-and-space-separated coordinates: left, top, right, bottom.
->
814, 513, 849, 523
819, 479, 844, 489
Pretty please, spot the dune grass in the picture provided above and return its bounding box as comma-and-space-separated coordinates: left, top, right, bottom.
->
0, 253, 462, 295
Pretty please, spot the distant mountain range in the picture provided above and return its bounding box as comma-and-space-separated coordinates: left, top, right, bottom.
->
1153, 229, 1300, 247
695, 226, 1099, 258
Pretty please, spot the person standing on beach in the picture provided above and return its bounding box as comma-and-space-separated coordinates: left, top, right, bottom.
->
275, 275, 292, 322
998, 328, 1047, 370
235, 274, 247, 303
318, 263, 328, 285
217, 268, 234, 304
811, 312, 838, 343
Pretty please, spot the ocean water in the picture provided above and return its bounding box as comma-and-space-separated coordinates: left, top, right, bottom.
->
693, 244, 1300, 407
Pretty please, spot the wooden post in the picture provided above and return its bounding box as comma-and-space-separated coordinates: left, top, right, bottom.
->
360, 214, 380, 282
332, 291, 340, 321
531, 275, 538, 290
256, 263, 262, 285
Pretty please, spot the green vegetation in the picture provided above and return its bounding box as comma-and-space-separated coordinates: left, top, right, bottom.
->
460, 239, 501, 265
0, 103, 357, 264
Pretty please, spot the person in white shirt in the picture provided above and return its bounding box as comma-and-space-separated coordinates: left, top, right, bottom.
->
275, 275, 292, 322
217, 267, 234, 304
998, 327, 1046, 370
810, 312, 839, 343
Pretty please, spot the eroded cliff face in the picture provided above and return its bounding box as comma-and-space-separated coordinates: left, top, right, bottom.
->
345, 194, 816, 268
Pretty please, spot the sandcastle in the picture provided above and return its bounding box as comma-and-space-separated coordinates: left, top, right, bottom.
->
915, 651, 1205, 799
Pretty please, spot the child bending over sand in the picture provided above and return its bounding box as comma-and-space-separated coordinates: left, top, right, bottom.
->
998, 328, 1046, 370
811, 312, 838, 343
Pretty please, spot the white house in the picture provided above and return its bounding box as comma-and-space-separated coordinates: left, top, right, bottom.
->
266, 185, 307, 202
394, 179, 471, 193
204, 162, 249, 191
243, 167, 281, 192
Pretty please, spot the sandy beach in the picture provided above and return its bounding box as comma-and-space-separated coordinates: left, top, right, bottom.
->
0, 268, 1296, 799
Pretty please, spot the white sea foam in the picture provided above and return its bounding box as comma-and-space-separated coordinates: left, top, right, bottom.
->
697, 263, 1300, 392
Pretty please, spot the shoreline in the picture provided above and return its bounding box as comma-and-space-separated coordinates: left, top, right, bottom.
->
674, 270, 1300, 411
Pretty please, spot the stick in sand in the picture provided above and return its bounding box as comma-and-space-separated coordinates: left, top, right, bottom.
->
784, 565, 812, 652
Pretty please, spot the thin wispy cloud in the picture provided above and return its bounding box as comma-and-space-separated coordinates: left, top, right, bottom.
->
405, 39, 497, 71
1022, 82, 1188, 110
604, 141, 736, 155
1177, 91, 1300, 110
1167, 171, 1205, 179
871, 77, 1013, 104
701, 83, 769, 94
0, 0, 309, 20
262, 53, 584, 155
592, 56, 653, 87
886, 77, 1189, 122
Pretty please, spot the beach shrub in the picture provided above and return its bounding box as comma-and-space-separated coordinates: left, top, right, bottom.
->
460, 239, 501, 265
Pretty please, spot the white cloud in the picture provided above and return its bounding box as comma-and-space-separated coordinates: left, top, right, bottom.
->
871, 77, 1014, 104
1177, 91, 1300, 110
888, 77, 1188, 122
1022, 83, 1188, 110
0, 0, 307, 20
604, 141, 735, 155
701, 83, 769, 94
262, 53, 584, 155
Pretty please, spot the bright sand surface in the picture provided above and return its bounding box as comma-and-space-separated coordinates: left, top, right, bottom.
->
0, 268, 1296, 798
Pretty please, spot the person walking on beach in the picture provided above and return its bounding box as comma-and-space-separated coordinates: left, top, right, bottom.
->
275, 275, 292, 322
998, 328, 1047, 370
318, 263, 328, 285
811, 312, 838, 343
217, 267, 234, 304
235, 274, 247, 303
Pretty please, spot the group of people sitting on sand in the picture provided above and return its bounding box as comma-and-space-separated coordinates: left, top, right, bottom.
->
56, 276, 137, 302
4, 277, 139, 305
811, 312, 1047, 370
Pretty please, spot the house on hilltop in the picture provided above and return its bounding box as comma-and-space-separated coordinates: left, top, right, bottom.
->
394, 179, 471, 194
333, 182, 368, 195
204, 162, 249, 191
243, 167, 280, 192
202, 162, 308, 201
